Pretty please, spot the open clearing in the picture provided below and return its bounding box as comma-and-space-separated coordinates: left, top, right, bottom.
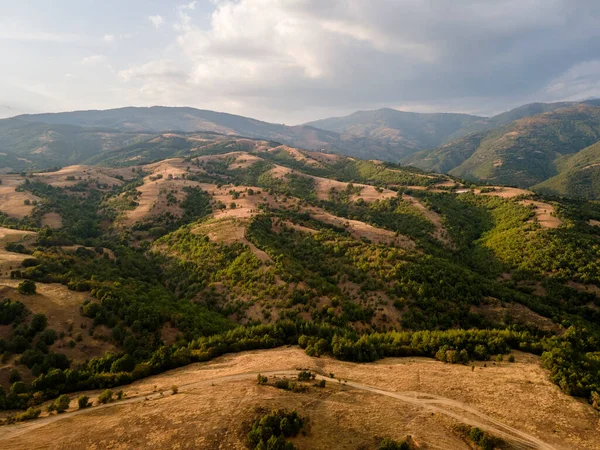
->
0, 174, 39, 218
477, 187, 533, 198
32, 165, 128, 188
519, 200, 562, 229
0, 227, 37, 276
1, 347, 597, 450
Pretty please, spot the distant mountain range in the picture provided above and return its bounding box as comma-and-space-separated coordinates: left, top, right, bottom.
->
4, 100, 600, 198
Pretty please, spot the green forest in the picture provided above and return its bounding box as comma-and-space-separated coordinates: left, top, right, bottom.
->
1, 144, 599, 417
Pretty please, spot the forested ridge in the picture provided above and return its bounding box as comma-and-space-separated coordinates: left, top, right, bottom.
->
0, 141, 599, 418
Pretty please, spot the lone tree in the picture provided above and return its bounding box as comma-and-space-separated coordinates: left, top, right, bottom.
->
17, 280, 36, 295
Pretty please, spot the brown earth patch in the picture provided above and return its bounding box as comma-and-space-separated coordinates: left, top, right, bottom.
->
0, 174, 40, 218
0, 228, 37, 276
41, 212, 62, 229
472, 299, 562, 334
519, 200, 562, 229
305, 205, 415, 249
32, 165, 126, 188
476, 187, 533, 198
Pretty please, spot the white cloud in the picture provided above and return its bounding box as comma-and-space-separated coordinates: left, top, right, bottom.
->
118, 60, 186, 82
0, 30, 80, 43
81, 55, 107, 65
103, 34, 115, 43
178, 1, 197, 10
149, 15, 164, 28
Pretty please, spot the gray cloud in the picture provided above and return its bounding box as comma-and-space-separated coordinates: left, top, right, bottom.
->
7, 0, 600, 122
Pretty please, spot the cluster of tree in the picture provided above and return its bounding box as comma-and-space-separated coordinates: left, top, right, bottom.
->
247, 409, 306, 450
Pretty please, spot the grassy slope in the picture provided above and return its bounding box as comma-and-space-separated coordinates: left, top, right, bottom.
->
406, 105, 600, 190
534, 140, 600, 199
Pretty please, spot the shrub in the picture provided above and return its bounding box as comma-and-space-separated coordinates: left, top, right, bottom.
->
78, 395, 91, 409
274, 379, 290, 390
507, 354, 515, 363
17, 280, 36, 295
98, 389, 114, 404
171, 385, 178, 394
257, 374, 268, 385
8, 407, 41, 423
9, 369, 21, 383
378, 438, 410, 450
54, 394, 70, 413
297, 370, 314, 382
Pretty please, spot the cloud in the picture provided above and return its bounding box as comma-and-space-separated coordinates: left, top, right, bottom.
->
121, 0, 600, 121
81, 55, 107, 65
118, 60, 186, 82
178, 1, 197, 10
104, 34, 115, 43
149, 15, 164, 28
0, 30, 80, 43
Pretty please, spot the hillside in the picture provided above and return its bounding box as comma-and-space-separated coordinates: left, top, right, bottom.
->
2, 347, 598, 449
534, 140, 600, 199
305, 108, 484, 160
0, 137, 599, 445
0, 119, 152, 172
10, 107, 374, 162
405, 104, 600, 189
6, 101, 600, 173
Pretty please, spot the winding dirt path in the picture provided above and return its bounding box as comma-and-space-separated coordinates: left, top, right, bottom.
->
0, 369, 556, 449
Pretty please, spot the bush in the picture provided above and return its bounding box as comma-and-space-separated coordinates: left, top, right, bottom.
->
171, 385, 178, 395
247, 409, 305, 450
378, 438, 410, 450
98, 389, 114, 404
54, 394, 70, 413
78, 395, 91, 409
8, 407, 41, 423
297, 370, 313, 382
9, 369, 21, 383
17, 280, 36, 295
507, 354, 515, 363
257, 374, 268, 385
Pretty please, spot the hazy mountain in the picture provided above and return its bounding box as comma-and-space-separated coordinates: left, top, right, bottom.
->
0, 118, 152, 172
405, 104, 600, 189
304, 108, 485, 158
12, 107, 362, 158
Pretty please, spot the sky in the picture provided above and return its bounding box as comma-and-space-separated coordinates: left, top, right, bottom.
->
1, 0, 600, 124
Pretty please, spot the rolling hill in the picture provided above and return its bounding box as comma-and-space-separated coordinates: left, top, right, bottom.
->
0, 119, 153, 172
534, 140, 600, 199
404, 104, 600, 189
6, 100, 600, 174
0, 135, 599, 445
10, 107, 368, 161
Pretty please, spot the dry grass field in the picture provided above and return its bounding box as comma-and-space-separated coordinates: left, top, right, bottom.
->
1, 347, 598, 450
0, 175, 40, 218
